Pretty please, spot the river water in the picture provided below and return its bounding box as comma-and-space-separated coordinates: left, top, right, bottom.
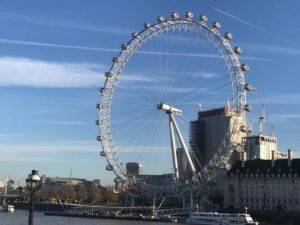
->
0, 210, 180, 225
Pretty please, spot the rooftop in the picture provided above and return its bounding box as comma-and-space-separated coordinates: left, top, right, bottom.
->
228, 159, 300, 176
198, 107, 238, 118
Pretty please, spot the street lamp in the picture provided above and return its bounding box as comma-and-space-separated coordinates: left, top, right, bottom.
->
26, 170, 42, 225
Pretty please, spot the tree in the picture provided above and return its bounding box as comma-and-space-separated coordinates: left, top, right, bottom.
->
75, 184, 87, 204
46, 188, 59, 203
103, 186, 119, 204
87, 183, 102, 204
58, 185, 75, 203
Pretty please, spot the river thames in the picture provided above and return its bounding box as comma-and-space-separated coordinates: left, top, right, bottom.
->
0, 210, 182, 225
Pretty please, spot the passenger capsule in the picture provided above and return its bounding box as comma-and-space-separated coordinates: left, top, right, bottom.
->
244, 83, 252, 91
106, 165, 113, 171
100, 151, 106, 157
100, 87, 105, 93
212, 21, 221, 29
96, 103, 100, 109
171, 12, 179, 20
131, 32, 138, 38
97, 135, 102, 141
185, 11, 193, 20
234, 46, 243, 54
105, 72, 113, 77
199, 15, 208, 22
241, 64, 250, 71
244, 104, 253, 112
144, 23, 151, 29
224, 32, 233, 40
121, 44, 128, 50
240, 125, 248, 133
157, 16, 165, 23
114, 177, 121, 184
95, 120, 99, 125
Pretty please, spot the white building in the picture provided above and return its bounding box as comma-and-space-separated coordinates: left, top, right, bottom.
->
242, 135, 278, 160
224, 150, 300, 212
0, 181, 4, 189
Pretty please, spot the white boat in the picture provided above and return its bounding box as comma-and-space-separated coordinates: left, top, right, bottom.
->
186, 212, 258, 225
2, 204, 15, 213
1, 178, 15, 213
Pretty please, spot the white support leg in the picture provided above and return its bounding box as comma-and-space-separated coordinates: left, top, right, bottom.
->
170, 113, 196, 175
169, 113, 179, 179
190, 190, 193, 209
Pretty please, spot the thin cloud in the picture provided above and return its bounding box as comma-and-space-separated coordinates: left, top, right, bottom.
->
0, 141, 99, 153
240, 42, 300, 56
273, 114, 300, 119
263, 94, 300, 105
139, 50, 271, 61
270, 114, 300, 124
0, 57, 104, 88
116, 145, 170, 153
0, 38, 119, 53
0, 12, 132, 36
0, 38, 273, 62
0, 155, 56, 162
191, 72, 219, 79
37, 120, 89, 125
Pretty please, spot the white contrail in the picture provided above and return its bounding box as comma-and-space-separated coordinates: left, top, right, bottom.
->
0, 38, 119, 53
212, 7, 283, 41
0, 38, 273, 61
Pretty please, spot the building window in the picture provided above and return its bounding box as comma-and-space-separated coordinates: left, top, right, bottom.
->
229, 184, 234, 196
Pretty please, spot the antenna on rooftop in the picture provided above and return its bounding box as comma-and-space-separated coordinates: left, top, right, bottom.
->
265, 109, 274, 136
225, 99, 230, 109
259, 109, 265, 135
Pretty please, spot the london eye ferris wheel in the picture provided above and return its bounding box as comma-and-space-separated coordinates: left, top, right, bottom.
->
96, 12, 252, 197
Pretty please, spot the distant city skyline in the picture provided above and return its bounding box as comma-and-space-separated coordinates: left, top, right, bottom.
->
0, 0, 300, 185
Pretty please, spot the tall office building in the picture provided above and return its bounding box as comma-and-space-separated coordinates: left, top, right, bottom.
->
190, 104, 247, 168
126, 162, 143, 176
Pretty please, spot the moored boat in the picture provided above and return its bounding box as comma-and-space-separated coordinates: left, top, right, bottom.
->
0, 204, 15, 213
186, 212, 258, 225
1, 178, 15, 213
3, 204, 15, 213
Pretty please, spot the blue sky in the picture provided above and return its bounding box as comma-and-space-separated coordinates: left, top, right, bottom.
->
0, 0, 300, 185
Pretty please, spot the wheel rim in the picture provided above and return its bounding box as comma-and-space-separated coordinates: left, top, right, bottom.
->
97, 13, 249, 196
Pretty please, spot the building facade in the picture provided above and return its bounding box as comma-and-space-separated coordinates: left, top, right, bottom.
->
224, 152, 300, 212
242, 135, 278, 160
190, 105, 247, 168
126, 162, 143, 176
